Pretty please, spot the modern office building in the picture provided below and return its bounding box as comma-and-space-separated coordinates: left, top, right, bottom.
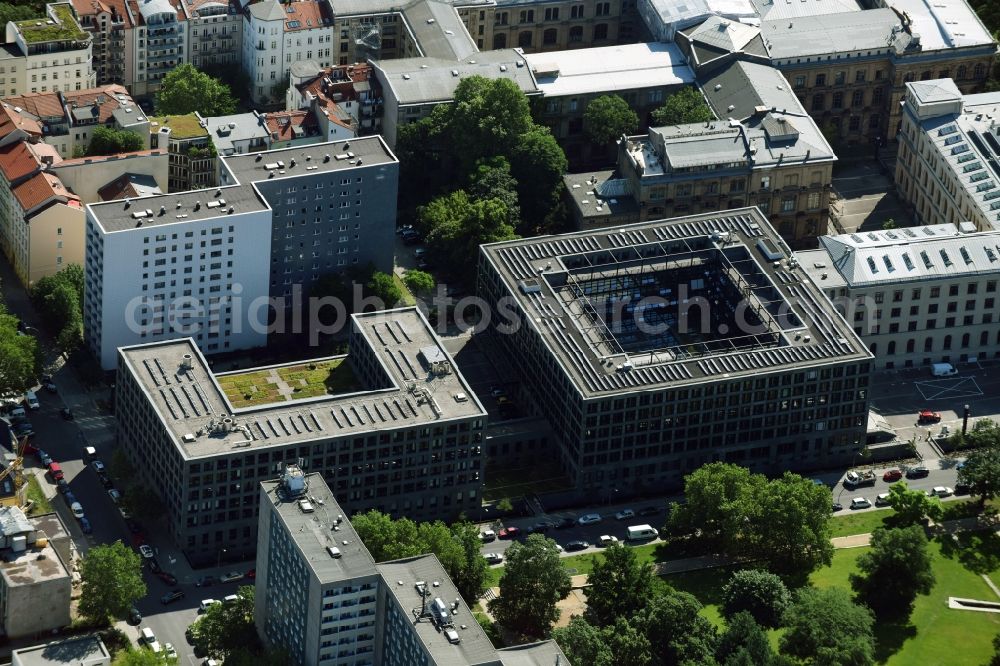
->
255, 469, 570, 666
115, 307, 487, 564
477, 208, 873, 501
3, 3, 96, 97
85, 137, 398, 369
566, 60, 836, 249
797, 224, 1000, 370
896, 79, 1000, 233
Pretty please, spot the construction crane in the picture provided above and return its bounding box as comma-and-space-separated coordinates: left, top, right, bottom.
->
0, 435, 28, 508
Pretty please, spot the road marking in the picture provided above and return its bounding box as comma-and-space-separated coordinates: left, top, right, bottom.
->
914, 377, 984, 401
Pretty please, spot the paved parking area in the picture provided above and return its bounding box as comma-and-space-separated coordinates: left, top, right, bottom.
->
831, 162, 914, 234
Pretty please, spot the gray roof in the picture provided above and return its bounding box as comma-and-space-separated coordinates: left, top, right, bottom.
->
203, 111, 271, 156
247, 0, 288, 21
498, 641, 572, 666
908, 79, 963, 105
12, 635, 110, 666
329, 0, 491, 16
686, 16, 761, 52
799, 225, 1000, 288
761, 8, 904, 59
750, 0, 861, 21
479, 207, 871, 399
116, 308, 487, 460
376, 555, 502, 666
563, 171, 639, 220
403, 0, 479, 61
373, 50, 538, 106
87, 137, 396, 233
0, 506, 33, 538
261, 473, 378, 582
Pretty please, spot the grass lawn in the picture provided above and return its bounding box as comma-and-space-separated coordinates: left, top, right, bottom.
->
217, 359, 357, 407
25, 474, 52, 516
393, 273, 416, 307
830, 508, 895, 538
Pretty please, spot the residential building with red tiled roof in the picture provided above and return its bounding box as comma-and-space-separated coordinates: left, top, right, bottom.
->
0, 103, 43, 146
263, 110, 323, 148
51, 148, 167, 201
287, 61, 379, 137
1, 85, 150, 158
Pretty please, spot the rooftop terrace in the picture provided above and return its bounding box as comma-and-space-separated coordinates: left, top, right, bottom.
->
14, 4, 88, 45
118, 308, 486, 459
480, 208, 871, 398
216, 357, 359, 408
148, 114, 209, 140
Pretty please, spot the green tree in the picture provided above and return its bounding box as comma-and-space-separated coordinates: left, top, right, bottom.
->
450, 521, 490, 604
468, 157, 521, 230
448, 77, 534, 172
0, 304, 38, 397
403, 270, 435, 296
420, 190, 516, 280
886, 481, 942, 526
721, 569, 791, 628
120, 484, 166, 522
366, 271, 401, 308
990, 631, 1000, 666
666, 461, 758, 549
716, 612, 774, 666
638, 588, 719, 666
584, 542, 656, 627
79, 542, 147, 624
881, 218, 896, 230
606, 617, 652, 666
554, 617, 612, 665
509, 126, 568, 233
112, 648, 176, 666
651, 87, 715, 126
850, 526, 935, 619
959, 446, 1000, 507
350, 510, 423, 561
189, 585, 258, 660
964, 419, 1000, 449
779, 588, 875, 666
86, 126, 144, 156
739, 472, 834, 581
583, 95, 639, 146
487, 534, 571, 638
155, 63, 237, 116
32, 264, 84, 354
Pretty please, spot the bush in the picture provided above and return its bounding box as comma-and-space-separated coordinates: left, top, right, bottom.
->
721, 569, 792, 628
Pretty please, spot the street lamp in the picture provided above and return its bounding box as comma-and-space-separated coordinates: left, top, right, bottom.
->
217, 548, 227, 569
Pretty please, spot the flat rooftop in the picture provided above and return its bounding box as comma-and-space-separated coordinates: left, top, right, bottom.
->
0, 540, 68, 585
563, 171, 639, 221
376, 555, 501, 666
118, 308, 487, 460
87, 137, 397, 233
12, 635, 110, 666
523, 42, 694, 97
373, 50, 538, 105
480, 208, 871, 398
261, 473, 378, 582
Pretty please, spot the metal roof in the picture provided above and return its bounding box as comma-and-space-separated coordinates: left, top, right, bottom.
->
761, 8, 902, 59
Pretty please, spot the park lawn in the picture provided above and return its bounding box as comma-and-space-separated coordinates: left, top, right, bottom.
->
810, 540, 1000, 665
25, 474, 52, 516
830, 508, 894, 538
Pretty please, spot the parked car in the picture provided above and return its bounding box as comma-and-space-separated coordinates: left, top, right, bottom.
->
564, 540, 589, 552
246, 568, 256, 580
139, 545, 155, 559
906, 466, 930, 479
107, 488, 122, 503
160, 589, 185, 605
48, 462, 64, 481
196, 576, 215, 587
91, 460, 105, 474
498, 526, 520, 540
38, 451, 51, 466
484, 553, 503, 565
99, 474, 114, 489
63, 491, 77, 505
875, 493, 892, 507
930, 486, 954, 498
637, 506, 662, 517
127, 607, 142, 625
598, 535, 619, 547
164, 643, 177, 659
79, 517, 92, 534
850, 497, 872, 510
156, 571, 178, 586
43, 379, 57, 393
614, 509, 635, 521
199, 599, 220, 613
480, 529, 497, 543
882, 469, 903, 482
56, 478, 69, 494
24, 391, 39, 410
917, 410, 941, 424
70, 502, 84, 519
577, 513, 602, 526
955, 483, 972, 496
556, 517, 576, 529
832, 503, 843, 512
220, 571, 244, 583
490, 387, 506, 398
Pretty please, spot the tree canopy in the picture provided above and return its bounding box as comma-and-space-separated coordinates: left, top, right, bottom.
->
79, 542, 147, 624
651, 87, 716, 126
155, 63, 237, 116
0, 303, 38, 397
32, 264, 84, 354
666, 464, 832, 581
959, 445, 1000, 507
419, 190, 517, 279
583, 95, 639, 145
365, 271, 401, 308
554, 616, 652, 666
716, 612, 774, 666
403, 269, 435, 295
111, 648, 176, 666
720, 569, 791, 628
488, 534, 571, 638
86, 126, 144, 156
584, 542, 656, 626
886, 481, 942, 526
779, 587, 875, 666
638, 587, 719, 666
189, 585, 258, 660
850, 526, 935, 619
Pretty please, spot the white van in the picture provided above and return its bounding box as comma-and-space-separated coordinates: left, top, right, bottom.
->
223, 594, 239, 604
24, 391, 38, 410
626, 524, 659, 541
932, 363, 957, 377
84, 446, 97, 462
141, 627, 156, 644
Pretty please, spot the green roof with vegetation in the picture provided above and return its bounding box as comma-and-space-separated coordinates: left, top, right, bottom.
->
15, 4, 87, 44
216, 358, 359, 408
148, 114, 208, 140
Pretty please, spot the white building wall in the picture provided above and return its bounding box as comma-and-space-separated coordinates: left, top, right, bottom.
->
84, 206, 272, 369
